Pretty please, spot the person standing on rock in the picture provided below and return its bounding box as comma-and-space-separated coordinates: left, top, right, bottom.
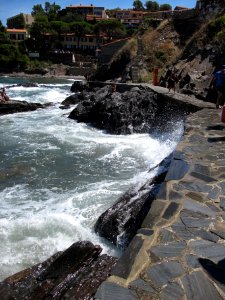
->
0, 88, 10, 103
210, 65, 225, 108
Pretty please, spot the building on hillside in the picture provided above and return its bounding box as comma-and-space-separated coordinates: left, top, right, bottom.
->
115, 10, 145, 27
7, 13, 34, 29
63, 5, 108, 19
6, 28, 29, 41
50, 33, 104, 51
174, 6, 189, 10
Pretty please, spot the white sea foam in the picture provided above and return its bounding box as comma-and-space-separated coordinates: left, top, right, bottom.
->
0, 77, 183, 280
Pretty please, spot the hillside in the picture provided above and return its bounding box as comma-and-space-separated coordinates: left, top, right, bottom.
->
96, 1, 225, 102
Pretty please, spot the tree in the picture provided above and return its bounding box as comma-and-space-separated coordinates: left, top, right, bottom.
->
159, 4, 172, 11
133, 0, 144, 11
31, 4, 45, 16
30, 14, 50, 51
44, 2, 61, 21
60, 12, 84, 23
95, 20, 125, 41
145, 1, 159, 11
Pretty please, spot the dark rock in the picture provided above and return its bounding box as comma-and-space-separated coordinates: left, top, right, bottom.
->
67, 83, 190, 135
0, 241, 117, 300
70, 80, 88, 92
61, 93, 83, 106
0, 100, 50, 116
94, 157, 170, 249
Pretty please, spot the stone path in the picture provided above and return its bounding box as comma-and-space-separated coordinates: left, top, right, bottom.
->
95, 107, 225, 299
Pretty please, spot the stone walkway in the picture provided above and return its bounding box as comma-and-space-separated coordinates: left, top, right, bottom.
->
95, 107, 225, 299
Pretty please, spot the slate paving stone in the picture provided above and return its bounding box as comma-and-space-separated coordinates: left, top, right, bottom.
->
186, 191, 205, 202
207, 203, 221, 212
129, 278, 156, 295
137, 228, 154, 236
194, 163, 211, 176
180, 214, 212, 229
210, 231, 225, 240
185, 254, 201, 269
181, 270, 222, 300
188, 228, 219, 242
157, 229, 177, 243
111, 236, 144, 279
208, 186, 222, 200
220, 199, 225, 211
146, 261, 184, 289
219, 182, 225, 195
141, 200, 167, 229
190, 240, 225, 264
162, 202, 180, 219
190, 171, 216, 183
160, 282, 185, 300
95, 282, 137, 300
183, 199, 216, 217
165, 159, 189, 181
150, 241, 186, 259
174, 181, 212, 194
171, 221, 195, 241
168, 190, 183, 202
156, 182, 167, 200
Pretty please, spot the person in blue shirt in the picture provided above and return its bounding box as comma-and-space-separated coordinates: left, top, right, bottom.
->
210, 65, 225, 108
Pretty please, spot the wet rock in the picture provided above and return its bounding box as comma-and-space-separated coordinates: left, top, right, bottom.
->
70, 80, 88, 92
0, 241, 117, 300
0, 100, 50, 116
94, 156, 171, 249
67, 83, 192, 135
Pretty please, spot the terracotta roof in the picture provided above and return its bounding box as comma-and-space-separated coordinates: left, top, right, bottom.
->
66, 5, 95, 8
6, 28, 27, 33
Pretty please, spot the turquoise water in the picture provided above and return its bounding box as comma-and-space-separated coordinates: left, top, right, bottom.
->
0, 76, 183, 280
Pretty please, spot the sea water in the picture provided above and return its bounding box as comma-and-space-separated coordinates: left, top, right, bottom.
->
0, 76, 183, 280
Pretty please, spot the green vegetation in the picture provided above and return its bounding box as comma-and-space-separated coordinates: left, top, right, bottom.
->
207, 13, 225, 39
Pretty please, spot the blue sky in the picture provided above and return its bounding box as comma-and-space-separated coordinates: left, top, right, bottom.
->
0, 0, 197, 26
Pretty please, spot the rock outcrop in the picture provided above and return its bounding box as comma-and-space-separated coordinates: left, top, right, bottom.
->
0, 100, 50, 116
0, 241, 117, 300
66, 82, 198, 135
95, 156, 172, 250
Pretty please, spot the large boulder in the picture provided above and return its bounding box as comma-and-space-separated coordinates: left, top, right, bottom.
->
0, 100, 50, 116
68, 85, 159, 134
94, 156, 172, 249
0, 241, 117, 300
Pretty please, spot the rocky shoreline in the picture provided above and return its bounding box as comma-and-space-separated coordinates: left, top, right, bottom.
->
0, 81, 219, 299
